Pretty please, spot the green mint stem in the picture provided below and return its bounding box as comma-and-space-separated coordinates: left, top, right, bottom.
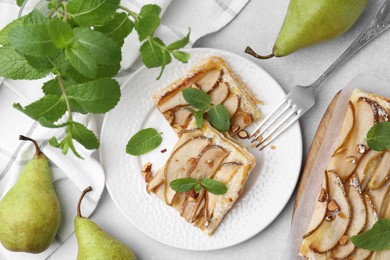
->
118, 5, 138, 20
56, 76, 73, 122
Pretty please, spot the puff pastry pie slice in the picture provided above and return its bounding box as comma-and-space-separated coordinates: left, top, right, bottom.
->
145, 119, 256, 235
153, 56, 262, 135
300, 89, 390, 259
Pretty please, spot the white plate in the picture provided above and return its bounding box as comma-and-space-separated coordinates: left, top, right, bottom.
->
100, 48, 302, 251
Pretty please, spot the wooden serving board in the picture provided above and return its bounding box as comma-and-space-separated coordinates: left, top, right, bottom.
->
293, 91, 341, 212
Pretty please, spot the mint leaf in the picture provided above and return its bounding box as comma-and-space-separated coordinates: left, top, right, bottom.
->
38, 118, 70, 128
200, 178, 227, 195
126, 128, 162, 156
25, 55, 53, 73
351, 219, 390, 251
135, 5, 161, 41
170, 178, 197, 193
194, 110, 204, 128
73, 28, 121, 66
9, 24, 58, 57
66, 78, 120, 114
13, 94, 66, 122
65, 43, 97, 78
17, 0, 26, 7
157, 48, 172, 80
182, 88, 211, 111
67, 0, 120, 26
42, 77, 74, 96
194, 183, 202, 194
167, 29, 190, 50
23, 9, 47, 25
95, 12, 134, 46
140, 38, 163, 68
68, 122, 99, 150
208, 104, 231, 132
0, 47, 48, 79
172, 50, 190, 63
48, 19, 74, 48
366, 122, 390, 151
0, 15, 26, 46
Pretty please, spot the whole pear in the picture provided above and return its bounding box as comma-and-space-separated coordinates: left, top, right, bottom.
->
75, 186, 136, 260
0, 136, 61, 253
246, 0, 368, 59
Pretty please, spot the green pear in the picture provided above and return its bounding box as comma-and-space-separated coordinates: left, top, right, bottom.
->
0, 135, 61, 253
75, 186, 136, 260
246, 0, 368, 59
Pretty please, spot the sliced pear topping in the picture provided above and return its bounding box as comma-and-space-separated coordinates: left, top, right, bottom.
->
159, 91, 187, 113
333, 101, 355, 156
173, 107, 193, 130
348, 193, 377, 260
209, 82, 229, 105
229, 111, 253, 134
360, 151, 384, 191
328, 99, 377, 181
187, 145, 229, 180
213, 162, 242, 184
300, 171, 350, 254
368, 151, 390, 190
303, 173, 329, 238
164, 137, 211, 205
222, 93, 240, 117
331, 181, 366, 259
368, 179, 390, 212
197, 69, 222, 93
146, 169, 164, 192
356, 150, 383, 186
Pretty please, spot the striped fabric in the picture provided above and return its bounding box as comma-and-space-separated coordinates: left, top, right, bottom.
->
0, 0, 250, 259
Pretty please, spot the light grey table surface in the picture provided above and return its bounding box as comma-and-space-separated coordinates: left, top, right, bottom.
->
52, 0, 390, 259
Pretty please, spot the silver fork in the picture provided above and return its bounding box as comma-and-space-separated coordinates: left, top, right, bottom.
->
248, 0, 390, 150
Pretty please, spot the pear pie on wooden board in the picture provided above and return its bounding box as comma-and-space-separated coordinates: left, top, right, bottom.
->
300, 89, 390, 259
145, 119, 256, 235
153, 56, 263, 135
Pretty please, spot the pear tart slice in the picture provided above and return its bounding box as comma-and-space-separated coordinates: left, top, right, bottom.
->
146, 119, 256, 235
153, 56, 262, 135
300, 89, 390, 259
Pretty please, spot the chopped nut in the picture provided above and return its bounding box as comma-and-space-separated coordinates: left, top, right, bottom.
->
205, 159, 214, 168
228, 198, 233, 202
144, 171, 153, 183
243, 114, 253, 124
339, 235, 349, 246
271, 145, 277, 150
190, 83, 200, 89
161, 148, 167, 153
345, 156, 357, 164
141, 162, 153, 183
231, 124, 240, 133
318, 188, 327, 202
328, 200, 340, 212
142, 162, 152, 173
325, 214, 336, 222
237, 130, 249, 139
355, 144, 367, 154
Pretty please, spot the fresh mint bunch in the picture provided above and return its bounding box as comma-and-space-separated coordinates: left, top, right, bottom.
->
0, 0, 190, 158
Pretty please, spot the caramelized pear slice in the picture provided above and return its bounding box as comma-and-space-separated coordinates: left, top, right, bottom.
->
300, 171, 350, 255
164, 137, 211, 205
368, 151, 390, 190
303, 173, 329, 238
146, 168, 164, 192
187, 145, 229, 179
159, 91, 187, 113
356, 150, 384, 187
197, 69, 222, 93
332, 179, 366, 259
328, 99, 377, 181
348, 193, 377, 260
209, 82, 229, 105
223, 93, 240, 117
368, 179, 390, 212
360, 152, 384, 191
213, 162, 242, 184
229, 111, 253, 134
333, 101, 355, 156
173, 107, 193, 129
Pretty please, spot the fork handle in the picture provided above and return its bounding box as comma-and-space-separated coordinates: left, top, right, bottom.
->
309, 0, 390, 91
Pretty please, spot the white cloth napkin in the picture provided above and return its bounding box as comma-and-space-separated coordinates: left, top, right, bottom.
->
0, 0, 250, 259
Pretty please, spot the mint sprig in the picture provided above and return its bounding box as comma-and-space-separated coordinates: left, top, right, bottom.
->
0, 1, 190, 158
170, 177, 228, 195
351, 219, 390, 251
366, 122, 390, 151
182, 88, 231, 132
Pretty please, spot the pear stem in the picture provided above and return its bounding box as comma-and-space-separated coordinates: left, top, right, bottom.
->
77, 186, 92, 218
19, 135, 42, 156
245, 46, 274, 59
